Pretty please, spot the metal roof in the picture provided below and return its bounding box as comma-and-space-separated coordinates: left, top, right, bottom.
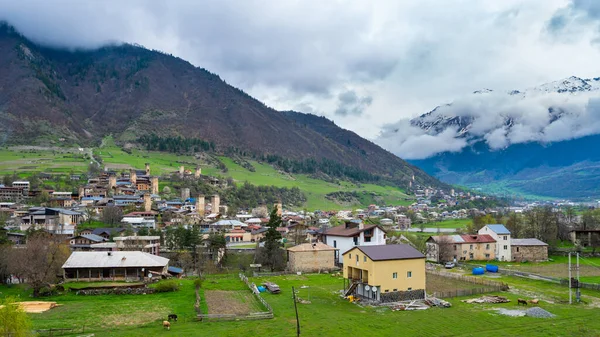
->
287, 242, 337, 252
511, 238, 548, 246
484, 224, 511, 235
76, 234, 107, 242
62, 251, 169, 269
213, 220, 247, 227
344, 244, 425, 261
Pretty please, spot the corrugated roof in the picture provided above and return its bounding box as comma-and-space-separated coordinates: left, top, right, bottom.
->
324, 224, 381, 237
344, 244, 425, 261
77, 234, 107, 242
460, 234, 496, 243
287, 242, 337, 252
62, 251, 169, 269
484, 224, 511, 235
511, 238, 548, 246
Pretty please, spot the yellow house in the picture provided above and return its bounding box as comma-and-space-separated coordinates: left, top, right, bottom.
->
342, 244, 426, 302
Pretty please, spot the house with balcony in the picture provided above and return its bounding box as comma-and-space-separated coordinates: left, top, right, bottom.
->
342, 244, 426, 303
322, 220, 386, 264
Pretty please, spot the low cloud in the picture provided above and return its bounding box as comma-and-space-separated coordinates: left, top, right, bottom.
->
376, 84, 600, 159
334, 90, 373, 116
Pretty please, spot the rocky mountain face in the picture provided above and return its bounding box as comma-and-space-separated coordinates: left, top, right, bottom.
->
406, 76, 600, 199
0, 22, 440, 188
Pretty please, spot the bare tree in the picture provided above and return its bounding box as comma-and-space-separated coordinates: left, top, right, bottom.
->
8, 233, 70, 297
437, 235, 455, 263
101, 206, 123, 226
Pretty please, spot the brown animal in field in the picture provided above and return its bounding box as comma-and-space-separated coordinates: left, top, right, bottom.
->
517, 298, 528, 306
528, 299, 539, 305
163, 321, 171, 330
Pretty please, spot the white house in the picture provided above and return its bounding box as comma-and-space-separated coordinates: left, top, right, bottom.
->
322, 221, 386, 264
478, 224, 511, 261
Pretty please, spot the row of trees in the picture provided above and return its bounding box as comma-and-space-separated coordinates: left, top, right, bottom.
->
138, 134, 216, 153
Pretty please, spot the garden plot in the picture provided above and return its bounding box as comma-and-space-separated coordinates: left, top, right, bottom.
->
204, 290, 263, 315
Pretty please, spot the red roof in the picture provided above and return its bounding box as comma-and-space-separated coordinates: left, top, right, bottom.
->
460, 234, 495, 243
324, 223, 382, 237
229, 229, 246, 233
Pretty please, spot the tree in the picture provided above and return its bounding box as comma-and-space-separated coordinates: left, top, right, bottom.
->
435, 235, 455, 263
0, 296, 32, 337
505, 213, 523, 238
101, 206, 123, 226
8, 233, 70, 297
261, 208, 283, 271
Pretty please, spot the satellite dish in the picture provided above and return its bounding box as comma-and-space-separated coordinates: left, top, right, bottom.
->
364, 285, 370, 291
372, 287, 378, 292
148, 272, 153, 278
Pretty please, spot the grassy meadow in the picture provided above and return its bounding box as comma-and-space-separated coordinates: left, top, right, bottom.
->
2, 271, 600, 337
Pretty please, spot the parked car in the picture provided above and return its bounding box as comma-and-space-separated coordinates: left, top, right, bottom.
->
444, 262, 456, 269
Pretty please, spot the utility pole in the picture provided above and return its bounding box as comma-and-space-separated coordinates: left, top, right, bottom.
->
292, 286, 300, 336
568, 252, 572, 304
577, 252, 581, 303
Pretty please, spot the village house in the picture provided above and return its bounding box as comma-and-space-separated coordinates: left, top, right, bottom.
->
511, 239, 548, 262
569, 229, 600, 247
78, 227, 128, 240
342, 244, 426, 302
426, 234, 496, 263
286, 242, 338, 273
478, 224, 512, 261
68, 234, 108, 251
20, 207, 83, 234
62, 251, 169, 282
113, 236, 161, 255
322, 221, 386, 264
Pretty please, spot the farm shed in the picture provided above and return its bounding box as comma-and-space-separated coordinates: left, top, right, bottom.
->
62, 251, 169, 282
511, 239, 548, 262
286, 242, 338, 273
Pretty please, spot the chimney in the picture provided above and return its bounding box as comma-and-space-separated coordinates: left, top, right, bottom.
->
179, 165, 185, 177
144, 193, 152, 212
108, 174, 117, 191
181, 188, 190, 200
195, 166, 201, 178
151, 176, 159, 195
196, 195, 205, 217
145, 163, 150, 176
211, 194, 220, 215
130, 169, 137, 185
274, 201, 282, 217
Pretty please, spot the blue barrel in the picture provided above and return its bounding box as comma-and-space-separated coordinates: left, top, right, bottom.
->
472, 267, 485, 275
257, 286, 266, 293
486, 264, 499, 273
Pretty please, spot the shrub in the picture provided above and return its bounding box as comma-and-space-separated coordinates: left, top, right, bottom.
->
153, 280, 180, 293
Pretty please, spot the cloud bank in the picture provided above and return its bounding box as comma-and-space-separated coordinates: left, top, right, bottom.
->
377, 85, 600, 160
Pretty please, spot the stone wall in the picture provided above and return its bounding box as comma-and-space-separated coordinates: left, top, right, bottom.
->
380, 289, 425, 303
511, 245, 548, 262
288, 250, 335, 272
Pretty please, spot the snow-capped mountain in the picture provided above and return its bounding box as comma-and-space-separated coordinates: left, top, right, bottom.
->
383, 76, 600, 199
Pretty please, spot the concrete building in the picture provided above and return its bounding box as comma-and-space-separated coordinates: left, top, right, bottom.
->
478, 224, 511, 261
113, 236, 161, 255
426, 234, 496, 263
511, 239, 548, 262
286, 242, 337, 273
322, 221, 386, 264
343, 244, 426, 302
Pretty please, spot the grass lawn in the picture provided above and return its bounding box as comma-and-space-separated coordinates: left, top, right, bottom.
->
427, 218, 471, 229
492, 256, 600, 281
2, 272, 600, 336
0, 148, 89, 175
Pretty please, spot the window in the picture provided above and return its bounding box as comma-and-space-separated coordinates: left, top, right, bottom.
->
385, 289, 389, 293
393, 288, 398, 291
333, 240, 336, 248
392, 272, 398, 279
407, 271, 412, 278
485, 254, 490, 259
408, 287, 412, 291
349, 253, 351, 259
469, 244, 473, 250
363, 256, 367, 262
356, 255, 359, 262
503, 236, 507, 240
454, 245, 457, 251
469, 253, 474, 259
364, 236, 371, 242
516, 247, 520, 252
503, 245, 508, 250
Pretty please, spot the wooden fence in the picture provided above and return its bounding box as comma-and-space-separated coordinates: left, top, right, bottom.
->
196, 274, 273, 321
427, 270, 509, 299
32, 326, 87, 337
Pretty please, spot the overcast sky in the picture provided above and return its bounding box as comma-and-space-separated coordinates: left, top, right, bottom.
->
2, 0, 600, 146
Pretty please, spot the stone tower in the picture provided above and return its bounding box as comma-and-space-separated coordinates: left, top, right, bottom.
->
145, 163, 150, 176
211, 195, 220, 215
151, 176, 159, 195
144, 193, 152, 212
179, 165, 185, 177
196, 195, 205, 217
108, 174, 117, 191
195, 166, 201, 178
181, 188, 190, 200
130, 169, 137, 186
274, 201, 283, 217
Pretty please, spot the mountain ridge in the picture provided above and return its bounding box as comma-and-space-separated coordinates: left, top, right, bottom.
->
0, 22, 440, 189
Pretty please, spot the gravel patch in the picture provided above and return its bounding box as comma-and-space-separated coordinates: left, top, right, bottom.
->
496, 308, 526, 317
526, 307, 555, 318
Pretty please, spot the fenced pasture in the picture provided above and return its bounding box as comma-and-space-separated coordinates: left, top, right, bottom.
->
426, 270, 509, 298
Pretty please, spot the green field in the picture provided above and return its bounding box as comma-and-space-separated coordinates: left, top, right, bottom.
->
427, 218, 471, 229
0, 137, 414, 210
2, 271, 600, 337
